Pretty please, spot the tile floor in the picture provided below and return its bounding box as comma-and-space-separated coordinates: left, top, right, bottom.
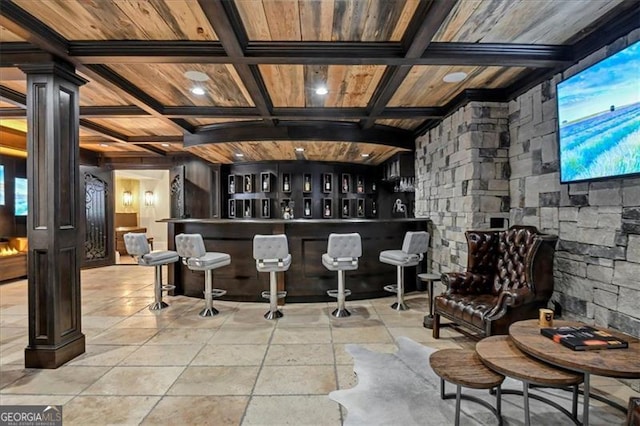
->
0, 265, 635, 425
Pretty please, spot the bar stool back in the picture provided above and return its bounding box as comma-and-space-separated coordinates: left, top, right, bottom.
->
253, 234, 291, 319
123, 232, 178, 311
379, 231, 430, 310
175, 233, 231, 317
322, 233, 362, 318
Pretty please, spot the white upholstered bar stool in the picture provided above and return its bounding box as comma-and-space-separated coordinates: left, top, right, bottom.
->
175, 233, 231, 317
253, 234, 291, 320
123, 232, 178, 311
322, 233, 362, 318
379, 231, 430, 311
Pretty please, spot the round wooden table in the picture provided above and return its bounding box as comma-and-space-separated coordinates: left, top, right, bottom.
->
509, 319, 640, 426
476, 335, 583, 425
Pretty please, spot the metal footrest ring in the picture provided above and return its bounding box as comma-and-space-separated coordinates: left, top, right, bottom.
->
161, 284, 176, 292
210, 289, 227, 298
384, 284, 398, 293
261, 290, 287, 299
327, 289, 352, 298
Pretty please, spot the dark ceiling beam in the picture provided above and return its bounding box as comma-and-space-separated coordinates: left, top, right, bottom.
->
161, 106, 259, 118
0, 107, 25, 117
80, 106, 149, 117
60, 40, 572, 67
184, 121, 414, 150
197, 0, 274, 126
0, 1, 194, 136
0, 42, 54, 66
362, 0, 458, 129
0, 85, 26, 106
127, 135, 184, 143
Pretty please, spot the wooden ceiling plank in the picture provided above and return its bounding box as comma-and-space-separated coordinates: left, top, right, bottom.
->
304, 65, 329, 107
362, 0, 459, 128
197, 0, 274, 124
299, 0, 334, 41
263, 0, 301, 41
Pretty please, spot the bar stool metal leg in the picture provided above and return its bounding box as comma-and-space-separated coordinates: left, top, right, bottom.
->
264, 270, 284, 320
200, 269, 219, 317
390, 266, 408, 311
149, 265, 169, 311
332, 270, 351, 317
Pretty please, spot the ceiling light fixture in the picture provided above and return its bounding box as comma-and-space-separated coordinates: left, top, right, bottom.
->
443, 72, 468, 83
315, 86, 328, 95
191, 87, 205, 95
295, 147, 305, 152
235, 153, 244, 158
184, 70, 210, 81
361, 153, 370, 158
100, 143, 108, 147
161, 143, 170, 147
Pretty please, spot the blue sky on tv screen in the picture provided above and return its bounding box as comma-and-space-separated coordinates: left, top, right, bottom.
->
15, 177, 27, 216
558, 41, 640, 125
0, 165, 4, 205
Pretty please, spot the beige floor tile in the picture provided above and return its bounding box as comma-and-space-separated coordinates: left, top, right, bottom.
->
273, 313, 331, 327
242, 395, 341, 425
191, 344, 267, 366
0, 327, 28, 346
84, 299, 151, 316
378, 311, 428, 327
336, 364, 358, 390
264, 344, 335, 366
1, 366, 109, 395
333, 343, 398, 365
0, 314, 28, 327
331, 326, 393, 344
167, 312, 231, 328
0, 364, 29, 389
88, 328, 158, 345
63, 395, 159, 425
271, 327, 332, 344
141, 395, 248, 425
329, 316, 385, 328
82, 366, 184, 396
0, 394, 74, 405
168, 366, 259, 396
253, 365, 336, 395
0, 341, 26, 365
66, 345, 139, 366
81, 316, 126, 329
111, 314, 175, 329
121, 344, 203, 366
146, 327, 216, 345
213, 326, 274, 344
386, 327, 447, 345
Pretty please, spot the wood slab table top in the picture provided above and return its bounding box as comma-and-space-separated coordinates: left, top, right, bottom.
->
476, 336, 583, 387
509, 320, 640, 378
430, 349, 504, 389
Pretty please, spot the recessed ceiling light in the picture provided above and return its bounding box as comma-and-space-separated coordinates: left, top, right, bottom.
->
100, 143, 108, 147
295, 147, 305, 152
443, 72, 468, 83
191, 87, 205, 95
235, 153, 244, 158
184, 70, 210, 82
361, 153, 370, 158
161, 143, 170, 147
315, 86, 328, 95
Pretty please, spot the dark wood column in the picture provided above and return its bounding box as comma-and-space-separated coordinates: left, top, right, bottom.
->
20, 61, 87, 368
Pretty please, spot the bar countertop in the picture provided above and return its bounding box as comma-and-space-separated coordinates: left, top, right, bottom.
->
161, 217, 425, 224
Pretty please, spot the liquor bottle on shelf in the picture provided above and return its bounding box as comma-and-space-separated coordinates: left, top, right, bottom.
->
245, 175, 252, 192
324, 201, 331, 217
229, 177, 235, 194
263, 176, 269, 191
343, 203, 348, 216
304, 200, 311, 217
283, 175, 290, 192
324, 174, 331, 192
356, 177, 364, 193
372, 181, 376, 192
343, 177, 349, 192
357, 202, 364, 217
245, 205, 251, 218
372, 201, 377, 216
230, 201, 235, 217
304, 175, 311, 192
263, 201, 268, 217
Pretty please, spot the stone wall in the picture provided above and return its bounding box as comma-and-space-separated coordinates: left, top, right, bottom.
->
415, 29, 640, 341
508, 28, 640, 339
415, 102, 510, 273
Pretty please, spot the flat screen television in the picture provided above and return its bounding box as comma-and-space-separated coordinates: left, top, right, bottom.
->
557, 40, 640, 183
0, 165, 4, 205
15, 177, 27, 216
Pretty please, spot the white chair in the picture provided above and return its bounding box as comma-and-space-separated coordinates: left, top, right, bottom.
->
174, 233, 231, 317
322, 233, 362, 318
253, 234, 291, 319
123, 232, 178, 311
379, 231, 430, 311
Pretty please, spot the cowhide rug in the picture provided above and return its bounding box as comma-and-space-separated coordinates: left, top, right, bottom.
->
329, 336, 627, 426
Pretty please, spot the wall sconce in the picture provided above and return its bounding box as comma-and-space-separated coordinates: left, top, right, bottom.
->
122, 191, 133, 207
144, 191, 154, 206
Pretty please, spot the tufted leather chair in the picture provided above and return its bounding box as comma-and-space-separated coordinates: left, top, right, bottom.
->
253, 234, 291, 320
433, 226, 558, 339
322, 233, 362, 318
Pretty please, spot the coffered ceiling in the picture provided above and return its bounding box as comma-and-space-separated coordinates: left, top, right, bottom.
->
0, 0, 637, 165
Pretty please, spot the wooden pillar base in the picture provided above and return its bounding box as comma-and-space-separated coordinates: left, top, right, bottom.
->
25, 334, 85, 369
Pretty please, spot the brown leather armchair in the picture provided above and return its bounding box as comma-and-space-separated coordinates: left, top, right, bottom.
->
433, 226, 558, 339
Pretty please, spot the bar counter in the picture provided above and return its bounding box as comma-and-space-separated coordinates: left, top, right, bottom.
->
164, 218, 430, 302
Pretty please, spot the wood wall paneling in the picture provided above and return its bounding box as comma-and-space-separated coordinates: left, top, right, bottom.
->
13, 0, 218, 41
433, 0, 625, 44
109, 63, 254, 107
389, 65, 526, 107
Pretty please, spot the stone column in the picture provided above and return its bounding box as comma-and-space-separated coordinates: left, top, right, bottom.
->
19, 61, 87, 368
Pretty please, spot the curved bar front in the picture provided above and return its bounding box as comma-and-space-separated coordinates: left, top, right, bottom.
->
164, 218, 430, 302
